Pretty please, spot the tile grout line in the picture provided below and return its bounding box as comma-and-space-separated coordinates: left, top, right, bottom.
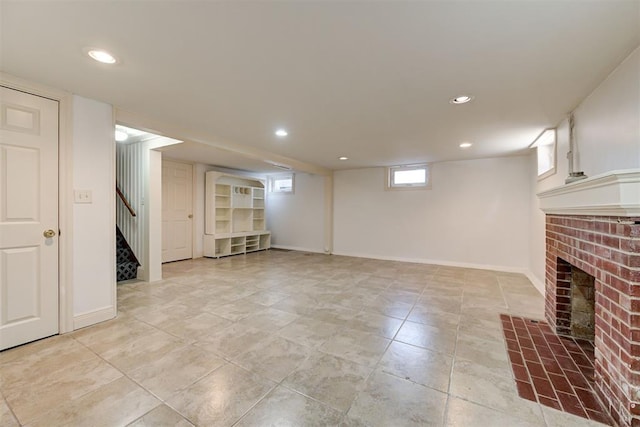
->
5, 255, 573, 426
503, 315, 613, 426
69, 327, 235, 426
0, 388, 21, 427
442, 269, 464, 427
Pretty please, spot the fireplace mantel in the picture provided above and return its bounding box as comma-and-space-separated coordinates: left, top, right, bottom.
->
537, 169, 640, 216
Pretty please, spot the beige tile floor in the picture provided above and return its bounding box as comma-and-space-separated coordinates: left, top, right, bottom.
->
0, 250, 609, 426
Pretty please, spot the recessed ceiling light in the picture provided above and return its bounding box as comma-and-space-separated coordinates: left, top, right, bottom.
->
115, 130, 128, 142
338, 156, 349, 161
450, 95, 474, 105
275, 129, 288, 137
459, 142, 473, 148
87, 49, 117, 64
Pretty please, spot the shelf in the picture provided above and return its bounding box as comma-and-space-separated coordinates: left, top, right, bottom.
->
215, 198, 230, 208
204, 232, 271, 258
216, 184, 231, 197
205, 171, 270, 257
215, 223, 231, 233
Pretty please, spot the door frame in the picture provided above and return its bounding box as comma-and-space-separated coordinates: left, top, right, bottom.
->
161, 158, 196, 263
1, 72, 74, 334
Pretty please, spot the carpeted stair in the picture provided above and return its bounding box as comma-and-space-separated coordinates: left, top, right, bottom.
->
116, 226, 140, 282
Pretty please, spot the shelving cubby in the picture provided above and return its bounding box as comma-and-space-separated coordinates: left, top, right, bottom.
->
204, 171, 271, 258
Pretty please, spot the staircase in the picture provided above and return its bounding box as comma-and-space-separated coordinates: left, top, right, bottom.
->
116, 226, 139, 282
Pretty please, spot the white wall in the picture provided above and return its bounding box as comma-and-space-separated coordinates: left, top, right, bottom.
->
147, 150, 163, 281
574, 47, 640, 176
72, 95, 116, 327
529, 46, 640, 289
334, 157, 531, 271
267, 172, 326, 253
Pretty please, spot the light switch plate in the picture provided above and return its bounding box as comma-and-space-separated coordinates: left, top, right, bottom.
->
74, 190, 92, 204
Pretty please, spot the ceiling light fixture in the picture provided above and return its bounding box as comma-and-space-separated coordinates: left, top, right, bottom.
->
338, 156, 349, 161
272, 164, 292, 170
115, 130, 128, 142
275, 129, 288, 137
450, 95, 474, 105
265, 160, 292, 170
459, 142, 473, 148
87, 49, 117, 64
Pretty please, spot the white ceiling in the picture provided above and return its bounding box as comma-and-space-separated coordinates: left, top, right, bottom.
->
158, 141, 292, 174
2, 1, 639, 172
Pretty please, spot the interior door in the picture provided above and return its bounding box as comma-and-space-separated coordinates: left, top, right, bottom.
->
0, 86, 59, 351
162, 160, 193, 262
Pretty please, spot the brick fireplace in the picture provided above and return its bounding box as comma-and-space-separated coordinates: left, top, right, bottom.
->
539, 171, 640, 426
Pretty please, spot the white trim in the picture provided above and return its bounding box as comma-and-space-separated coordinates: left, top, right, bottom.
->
73, 306, 116, 330
524, 271, 546, 296
335, 250, 546, 297
192, 161, 198, 259
0, 72, 75, 334
136, 266, 145, 280
268, 173, 295, 194
147, 150, 163, 282
271, 245, 325, 254
537, 169, 640, 216
385, 164, 432, 191
530, 128, 557, 180
109, 109, 117, 318
331, 250, 529, 275
324, 174, 334, 254
160, 158, 196, 262
215, 230, 271, 238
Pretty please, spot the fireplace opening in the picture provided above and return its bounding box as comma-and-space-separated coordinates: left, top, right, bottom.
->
555, 257, 595, 341
570, 265, 595, 340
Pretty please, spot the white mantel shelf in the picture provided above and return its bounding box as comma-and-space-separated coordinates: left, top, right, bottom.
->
537, 169, 640, 216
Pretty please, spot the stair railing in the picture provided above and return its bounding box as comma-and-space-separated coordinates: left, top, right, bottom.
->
116, 184, 136, 217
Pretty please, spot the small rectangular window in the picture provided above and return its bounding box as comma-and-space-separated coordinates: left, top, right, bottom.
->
386, 165, 430, 190
268, 173, 295, 193
531, 128, 556, 180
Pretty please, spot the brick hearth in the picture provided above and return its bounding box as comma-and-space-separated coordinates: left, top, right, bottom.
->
545, 215, 640, 426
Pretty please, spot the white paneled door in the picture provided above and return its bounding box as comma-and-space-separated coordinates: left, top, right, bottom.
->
162, 160, 193, 263
0, 86, 59, 350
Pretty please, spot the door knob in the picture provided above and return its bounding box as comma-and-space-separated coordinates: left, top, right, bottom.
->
43, 229, 56, 238
188, 214, 193, 219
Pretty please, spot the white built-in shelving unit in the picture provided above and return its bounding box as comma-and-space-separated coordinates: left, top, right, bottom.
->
204, 171, 270, 258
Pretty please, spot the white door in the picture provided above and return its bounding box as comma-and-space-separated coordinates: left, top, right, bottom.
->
0, 86, 59, 351
162, 160, 193, 262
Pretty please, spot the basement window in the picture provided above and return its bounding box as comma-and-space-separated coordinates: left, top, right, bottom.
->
531, 128, 556, 179
268, 173, 295, 194
386, 164, 431, 190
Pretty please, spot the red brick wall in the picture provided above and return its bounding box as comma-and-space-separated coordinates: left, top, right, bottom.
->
545, 215, 640, 427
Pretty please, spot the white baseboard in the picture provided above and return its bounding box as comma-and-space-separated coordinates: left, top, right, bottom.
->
525, 270, 546, 296
271, 245, 325, 254
331, 250, 548, 297
73, 306, 116, 330
331, 250, 522, 273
